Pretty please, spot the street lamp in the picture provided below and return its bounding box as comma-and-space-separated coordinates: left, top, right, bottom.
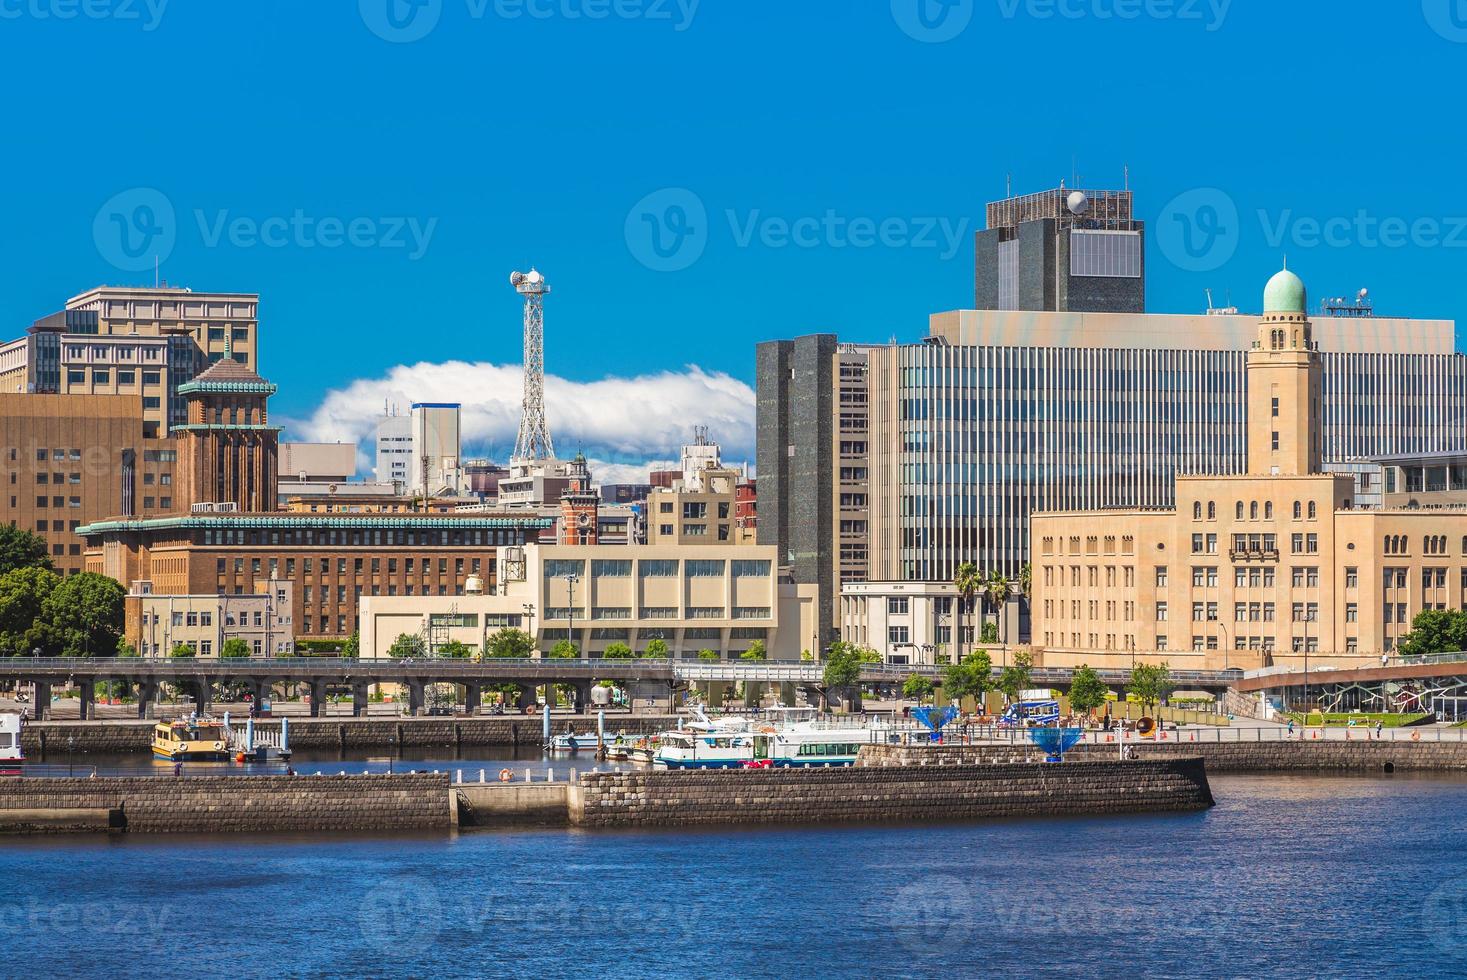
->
565, 574, 580, 659
521, 602, 536, 658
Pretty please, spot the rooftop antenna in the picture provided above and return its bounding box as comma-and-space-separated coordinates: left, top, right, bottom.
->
1124, 164, 1129, 191
509, 268, 555, 463
1006, 172, 1012, 198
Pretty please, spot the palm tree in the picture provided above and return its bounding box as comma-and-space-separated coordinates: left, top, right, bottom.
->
1019, 562, 1032, 603
952, 562, 980, 664
983, 569, 1012, 649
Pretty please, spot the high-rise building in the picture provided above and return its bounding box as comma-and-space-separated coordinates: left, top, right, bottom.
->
761, 292, 1466, 647
0, 286, 260, 437
974, 184, 1145, 313
374, 412, 412, 485
1031, 268, 1467, 668
756, 335, 873, 648
409, 402, 462, 496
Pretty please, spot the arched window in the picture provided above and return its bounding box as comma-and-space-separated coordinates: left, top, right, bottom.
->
1236, 502, 1244, 520
1265, 502, 1274, 519
1193, 502, 1202, 520
1207, 501, 1216, 520
1293, 501, 1302, 520
1250, 501, 1259, 520
1307, 501, 1316, 519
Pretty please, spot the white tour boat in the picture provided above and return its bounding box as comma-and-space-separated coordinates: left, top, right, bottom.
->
653, 707, 893, 769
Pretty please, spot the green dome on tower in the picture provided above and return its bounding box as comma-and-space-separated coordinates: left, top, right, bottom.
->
1263, 267, 1307, 314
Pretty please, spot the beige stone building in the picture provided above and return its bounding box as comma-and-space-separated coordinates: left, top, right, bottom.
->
1031, 269, 1467, 673
125, 580, 294, 658
646, 465, 751, 545
359, 543, 818, 661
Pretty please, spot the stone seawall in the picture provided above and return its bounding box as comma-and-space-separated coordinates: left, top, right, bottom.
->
569, 759, 1214, 829
23, 715, 679, 755
858, 740, 1467, 773
0, 774, 449, 833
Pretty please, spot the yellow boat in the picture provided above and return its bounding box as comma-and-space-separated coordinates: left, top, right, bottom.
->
152, 719, 230, 761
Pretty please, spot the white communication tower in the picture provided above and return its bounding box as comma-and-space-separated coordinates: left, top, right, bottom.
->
509, 268, 555, 462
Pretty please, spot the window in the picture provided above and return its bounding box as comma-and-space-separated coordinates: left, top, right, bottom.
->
1155, 567, 1168, 587
1345, 567, 1358, 589
731, 560, 770, 577
1307, 501, 1317, 519
591, 559, 631, 577
1155, 603, 1168, 622
544, 559, 585, 579
685, 560, 725, 577
1346, 603, 1358, 623
888, 626, 910, 645
887, 596, 909, 615
638, 559, 678, 577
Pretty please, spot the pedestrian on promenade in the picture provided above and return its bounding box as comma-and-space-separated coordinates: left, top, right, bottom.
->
173, 761, 182, 777
1287, 719, 1295, 738
1375, 720, 1384, 739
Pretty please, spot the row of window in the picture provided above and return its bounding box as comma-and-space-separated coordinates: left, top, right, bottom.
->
1190, 500, 1321, 521
219, 555, 482, 578
65, 368, 163, 387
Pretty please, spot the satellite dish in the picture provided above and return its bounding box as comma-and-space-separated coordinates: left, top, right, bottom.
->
510, 271, 524, 286
526, 269, 543, 284
1066, 191, 1089, 215
1358, 287, 1369, 300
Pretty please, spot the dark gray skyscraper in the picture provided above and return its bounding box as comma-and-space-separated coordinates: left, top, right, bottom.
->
973, 185, 1146, 313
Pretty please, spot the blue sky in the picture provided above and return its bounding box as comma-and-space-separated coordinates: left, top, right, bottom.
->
2, 1, 1464, 471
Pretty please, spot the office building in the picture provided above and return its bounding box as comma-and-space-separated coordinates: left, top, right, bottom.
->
375, 411, 412, 485
1031, 269, 1467, 669
359, 543, 818, 661
126, 579, 294, 658
0, 286, 260, 437
973, 184, 1145, 313
279, 443, 357, 483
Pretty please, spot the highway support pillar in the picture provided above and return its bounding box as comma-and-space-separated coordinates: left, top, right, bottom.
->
35, 682, 51, 721
463, 683, 481, 716
137, 680, 157, 720
310, 680, 327, 718
77, 682, 93, 721
352, 681, 370, 717
408, 680, 426, 717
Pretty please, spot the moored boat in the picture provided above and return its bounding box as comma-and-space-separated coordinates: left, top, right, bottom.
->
152, 718, 230, 761
0, 710, 24, 774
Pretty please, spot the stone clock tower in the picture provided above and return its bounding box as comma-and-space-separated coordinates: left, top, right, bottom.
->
558, 452, 599, 545
174, 341, 280, 512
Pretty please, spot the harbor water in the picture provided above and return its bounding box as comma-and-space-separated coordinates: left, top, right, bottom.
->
3, 773, 1467, 977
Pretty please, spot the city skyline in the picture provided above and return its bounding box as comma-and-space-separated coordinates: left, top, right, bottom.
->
2, 3, 1466, 477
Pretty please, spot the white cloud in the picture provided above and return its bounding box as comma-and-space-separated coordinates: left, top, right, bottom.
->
281, 360, 755, 483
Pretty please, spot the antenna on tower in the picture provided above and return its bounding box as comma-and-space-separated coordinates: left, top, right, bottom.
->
510, 268, 555, 463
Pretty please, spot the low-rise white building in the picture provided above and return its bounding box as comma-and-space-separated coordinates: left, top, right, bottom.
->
360, 544, 817, 661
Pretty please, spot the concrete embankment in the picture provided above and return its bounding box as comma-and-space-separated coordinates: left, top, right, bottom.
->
0, 774, 448, 834
564, 759, 1213, 829
858, 740, 1467, 773
22, 716, 678, 755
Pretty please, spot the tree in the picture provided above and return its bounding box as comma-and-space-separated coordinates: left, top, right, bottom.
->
902, 673, 934, 704
1128, 662, 1173, 714
823, 640, 865, 694
0, 566, 61, 656
388, 633, 425, 660
1398, 609, 1467, 659
980, 621, 999, 644
642, 638, 669, 660
602, 642, 634, 660
740, 639, 767, 661
697, 648, 719, 661
220, 638, 251, 660
799, 648, 813, 662
438, 640, 473, 659
996, 649, 1034, 706
484, 627, 535, 659
343, 630, 360, 658
1018, 562, 1032, 602
942, 649, 993, 704
952, 562, 980, 662
170, 642, 195, 659
549, 639, 579, 659
982, 568, 1012, 646
42, 572, 124, 657
0, 526, 52, 577
1068, 664, 1109, 719
116, 639, 139, 659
